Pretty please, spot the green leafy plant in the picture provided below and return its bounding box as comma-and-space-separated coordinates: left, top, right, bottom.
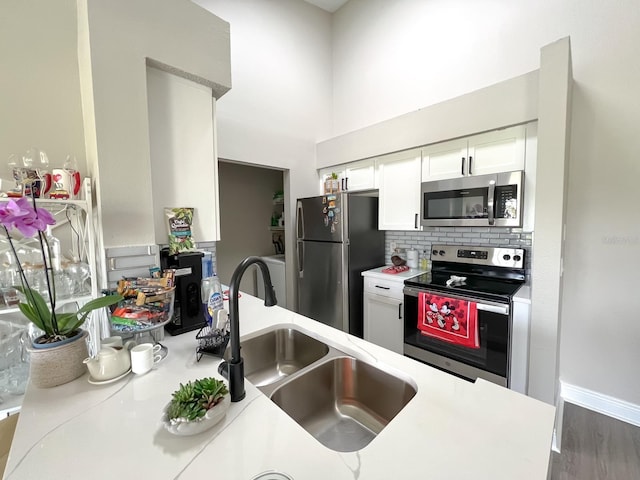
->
331, 172, 338, 180
0, 196, 122, 344
167, 377, 229, 421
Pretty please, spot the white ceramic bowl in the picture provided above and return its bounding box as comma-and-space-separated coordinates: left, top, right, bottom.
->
161, 394, 230, 436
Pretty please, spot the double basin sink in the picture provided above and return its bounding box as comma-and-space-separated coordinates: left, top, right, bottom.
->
223, 326, 417, 452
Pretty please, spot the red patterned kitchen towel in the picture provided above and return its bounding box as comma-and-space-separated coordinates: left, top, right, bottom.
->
417, 292, 479, 348
382, 265, 410, 274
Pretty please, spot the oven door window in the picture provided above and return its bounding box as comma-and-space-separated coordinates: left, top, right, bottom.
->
404, 293, 508, 378
423, 187, 488, 220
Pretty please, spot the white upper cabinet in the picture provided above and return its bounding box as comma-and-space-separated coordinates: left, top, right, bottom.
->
422, 125, 527, 181
421, 138, 468, 181
344, 159, 376, 191
468, 125, 526, 176
377, 149, 422, 231
319, 158, 376, 193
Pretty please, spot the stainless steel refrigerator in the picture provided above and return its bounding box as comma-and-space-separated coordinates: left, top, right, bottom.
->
296, 193, 385, 337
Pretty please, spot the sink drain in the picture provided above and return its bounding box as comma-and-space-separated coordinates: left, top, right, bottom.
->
251, 471, 293, 480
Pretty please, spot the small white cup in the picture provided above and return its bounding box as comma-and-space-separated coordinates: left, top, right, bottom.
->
101, 336, 123, 348
130, 343, 162, 375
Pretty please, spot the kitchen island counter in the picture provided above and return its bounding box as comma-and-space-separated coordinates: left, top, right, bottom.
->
4, 293, 554, 480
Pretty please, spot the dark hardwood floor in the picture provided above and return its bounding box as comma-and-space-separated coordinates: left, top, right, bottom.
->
551, 402, 640, 480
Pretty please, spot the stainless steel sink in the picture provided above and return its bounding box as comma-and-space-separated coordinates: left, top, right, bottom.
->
269, 356, 417, 452
224, 327, 329, 388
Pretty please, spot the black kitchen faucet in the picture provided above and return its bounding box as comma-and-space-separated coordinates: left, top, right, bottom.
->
221, 256, 277, 402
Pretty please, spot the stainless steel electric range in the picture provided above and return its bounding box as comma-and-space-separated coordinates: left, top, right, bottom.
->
403, 244, 526, 389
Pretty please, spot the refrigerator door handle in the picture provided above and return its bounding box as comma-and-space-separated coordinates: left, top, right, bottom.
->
297, 240, 304, 277
296, 200, 304, 239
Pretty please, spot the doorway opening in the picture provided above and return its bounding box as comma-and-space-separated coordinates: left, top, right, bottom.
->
217, 160, 287, 306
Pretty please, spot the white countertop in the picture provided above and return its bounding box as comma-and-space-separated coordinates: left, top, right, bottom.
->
361, 265, 428, 282
4, 293, 554, 480
514, 284, 531, 304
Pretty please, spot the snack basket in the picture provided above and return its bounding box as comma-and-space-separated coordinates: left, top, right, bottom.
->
106, 287, 176, 334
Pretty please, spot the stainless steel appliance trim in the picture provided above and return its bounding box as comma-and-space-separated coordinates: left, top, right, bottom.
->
487, 179, 495, 225
341, 193, 350, 334
420, 170, 523, 228
430, 244, 525, 269
404, 343, 507, 387
297, 240, 304, 277
403, 287, 510, 314
296, 199, 304, 240
477, 303, 509, 315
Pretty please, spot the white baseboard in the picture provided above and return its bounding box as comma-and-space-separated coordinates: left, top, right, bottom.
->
561, 381, 640, 428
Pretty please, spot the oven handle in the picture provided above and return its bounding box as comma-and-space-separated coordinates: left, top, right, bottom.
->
403, 286, 509, 315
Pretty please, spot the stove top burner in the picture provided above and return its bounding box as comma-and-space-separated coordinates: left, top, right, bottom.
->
404, 244, 526, 302
404, 271, 523, 302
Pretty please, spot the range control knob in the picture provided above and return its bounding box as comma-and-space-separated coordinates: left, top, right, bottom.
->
438, 250, 446, 256
503, 254, 511, 261
513, 255, 522, 262
432, 249, 439, 256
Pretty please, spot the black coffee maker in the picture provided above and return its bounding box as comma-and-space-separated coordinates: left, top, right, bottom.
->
160, 249, 206, 335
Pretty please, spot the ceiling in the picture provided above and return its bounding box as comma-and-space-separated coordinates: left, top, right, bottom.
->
302, 0, 349, 13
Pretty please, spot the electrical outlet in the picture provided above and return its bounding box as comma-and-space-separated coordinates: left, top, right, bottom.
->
390, 241, 397, 253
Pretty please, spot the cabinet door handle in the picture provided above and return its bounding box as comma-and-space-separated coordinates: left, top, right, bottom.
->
375, 285, 390, 290
345, 177, 349, 190
469, 155, 473, 175
461, 157, 465, 175
341, 178, 345, 191
398, 302, 402, 320
414, 213, 418, 229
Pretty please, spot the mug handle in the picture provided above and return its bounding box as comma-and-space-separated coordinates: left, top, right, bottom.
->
41, 173, 52, 195
72, 170, 81, 196
153, 354, 162, 364
152, 344, 162, 354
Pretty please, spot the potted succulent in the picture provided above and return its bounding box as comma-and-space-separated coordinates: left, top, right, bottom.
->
162, 377, 230, 436
0, 195, 122, 388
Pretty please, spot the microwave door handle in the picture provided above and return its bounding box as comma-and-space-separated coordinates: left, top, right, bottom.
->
487, 181, 496, 225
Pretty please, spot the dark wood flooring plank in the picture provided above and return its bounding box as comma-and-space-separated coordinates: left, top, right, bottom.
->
551, 402, 640, 480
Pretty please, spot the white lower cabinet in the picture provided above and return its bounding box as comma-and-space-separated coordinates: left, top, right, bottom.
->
364, 292, 403, 354
363, 276, 405, 354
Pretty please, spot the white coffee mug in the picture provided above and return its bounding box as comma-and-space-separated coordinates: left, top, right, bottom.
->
130, 343, 162, 375
101, 336, 123, 349
50, 168, 80, 199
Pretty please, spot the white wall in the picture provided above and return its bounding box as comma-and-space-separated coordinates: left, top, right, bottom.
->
77, 0, 231, 250
332, 0, 640, 408
192, 0, 333, 309
146, 67, 220, 244
0, 0, 86, 173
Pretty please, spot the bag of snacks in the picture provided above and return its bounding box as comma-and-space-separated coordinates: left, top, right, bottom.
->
165, 207, 195, 255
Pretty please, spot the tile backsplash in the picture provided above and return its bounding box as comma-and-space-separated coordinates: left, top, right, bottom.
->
385, 227, 533, 274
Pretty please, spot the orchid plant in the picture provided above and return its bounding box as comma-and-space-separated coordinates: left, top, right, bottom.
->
0, 195, 121, 344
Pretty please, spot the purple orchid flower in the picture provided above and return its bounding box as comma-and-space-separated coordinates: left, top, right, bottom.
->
0, 197, 55, 237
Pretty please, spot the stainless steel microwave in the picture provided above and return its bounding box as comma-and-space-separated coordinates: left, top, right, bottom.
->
420, 170, 524, 227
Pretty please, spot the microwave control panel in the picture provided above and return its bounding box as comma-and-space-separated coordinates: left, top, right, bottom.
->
495, 184, 518, 219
